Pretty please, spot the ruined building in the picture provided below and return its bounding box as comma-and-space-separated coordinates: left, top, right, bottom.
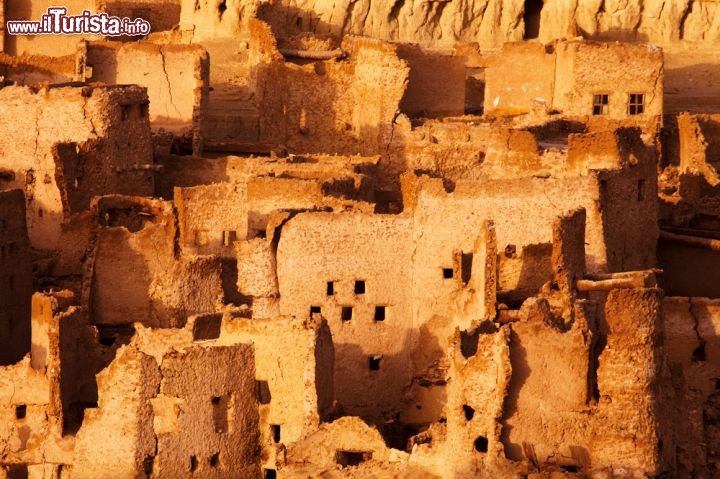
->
2, 0, 720, 478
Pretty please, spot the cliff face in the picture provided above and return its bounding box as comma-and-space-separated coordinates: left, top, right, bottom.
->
253, 0, 720, 48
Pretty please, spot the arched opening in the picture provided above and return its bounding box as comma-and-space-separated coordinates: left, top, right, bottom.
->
523, 0, 543, 40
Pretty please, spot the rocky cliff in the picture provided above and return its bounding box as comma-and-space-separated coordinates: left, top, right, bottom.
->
246, 0, 720, 48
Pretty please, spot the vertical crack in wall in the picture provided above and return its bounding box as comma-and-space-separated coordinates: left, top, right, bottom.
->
158, 46, 182, 118
688, 299, 706, 361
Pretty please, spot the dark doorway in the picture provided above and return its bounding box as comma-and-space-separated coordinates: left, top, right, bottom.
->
523, 0, 543, 40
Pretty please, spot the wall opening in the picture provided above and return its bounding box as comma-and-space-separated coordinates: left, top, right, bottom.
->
374, 306, 386, 322
15, 405, 26, 420
143, 456, 154, 476
693, 342, 707, 362
336, 451, 371, 467
271, 424, 281, 443
628, 93, 645, 115
442, 268, 454, 279
474, 436, 489, 452
209, 452, 220, 468
222, 230, 237, 246
6, 464, 28, 479
264, 470, 277, 479
523, 0, 543, 39
355, 280, 366, 294
341, 307, 353, 321
211, 394, 231, 433
310, 306, 321, 316
369, 355, 382, 371
190, 455, 198, 472
461, 252, 473, 285
193, 314, 222, 341
256, 380, 272, 404
593, 94, 609, 115
637, 179, 646, 201
327, 281, 335, 296
463, 404, 475, 421
460, 329, 480, 359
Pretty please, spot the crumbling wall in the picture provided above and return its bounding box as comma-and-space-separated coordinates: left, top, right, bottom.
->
663, 297, 720, 477
71, 346, 160, 479
178, 0, 248, 41
406, 173, 608, 279
395, 44, 466, 118
0, 53, 75, 85
0, 190, 32, 365
219, 315, 334, 471
175, 177, 324, 257
249, 22, 408, 155
73, 335, 261, 478
153, 344, 261, 478
276, 212, 415, 418
89, 196, 224, 328
155, 153, 377, 200
0, 84, 153, 250
591, 288, 666, 474
500, 298, 595, 468
0, 292, 77, 474
83, 41, 209, 145
597, 131, 659, 272
413, 327, 512, 478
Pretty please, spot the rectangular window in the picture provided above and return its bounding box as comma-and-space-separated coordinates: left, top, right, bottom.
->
592, 94, 609, 115
341, 307, 353, 321
354, 280, 366, 295
374, 306, 386, 322
628, 93, 644, 115
326, 281, 335, 296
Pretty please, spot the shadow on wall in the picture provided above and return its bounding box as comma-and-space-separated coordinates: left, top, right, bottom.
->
664, 63, 720, 115
330, 323, 446, 451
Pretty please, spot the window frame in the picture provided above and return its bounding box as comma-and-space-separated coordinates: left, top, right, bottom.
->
592, 93, 609, 115
628, 93, 645, 115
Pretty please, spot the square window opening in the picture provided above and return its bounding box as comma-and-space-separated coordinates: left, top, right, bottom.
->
264, 470, 277, 479
354, 280, 366, 295
271, 424, 281, 443
369, 355, 382, 371
256, 380, 271, 404
374, 306, 386, 322
310, 306, 321, 316
592, 94, 609, 115
442, 268, 454, 279
628, 93, 644, 115
15, 404, 26, 420
336, 450, 371, 467
341, 306, 353, 321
